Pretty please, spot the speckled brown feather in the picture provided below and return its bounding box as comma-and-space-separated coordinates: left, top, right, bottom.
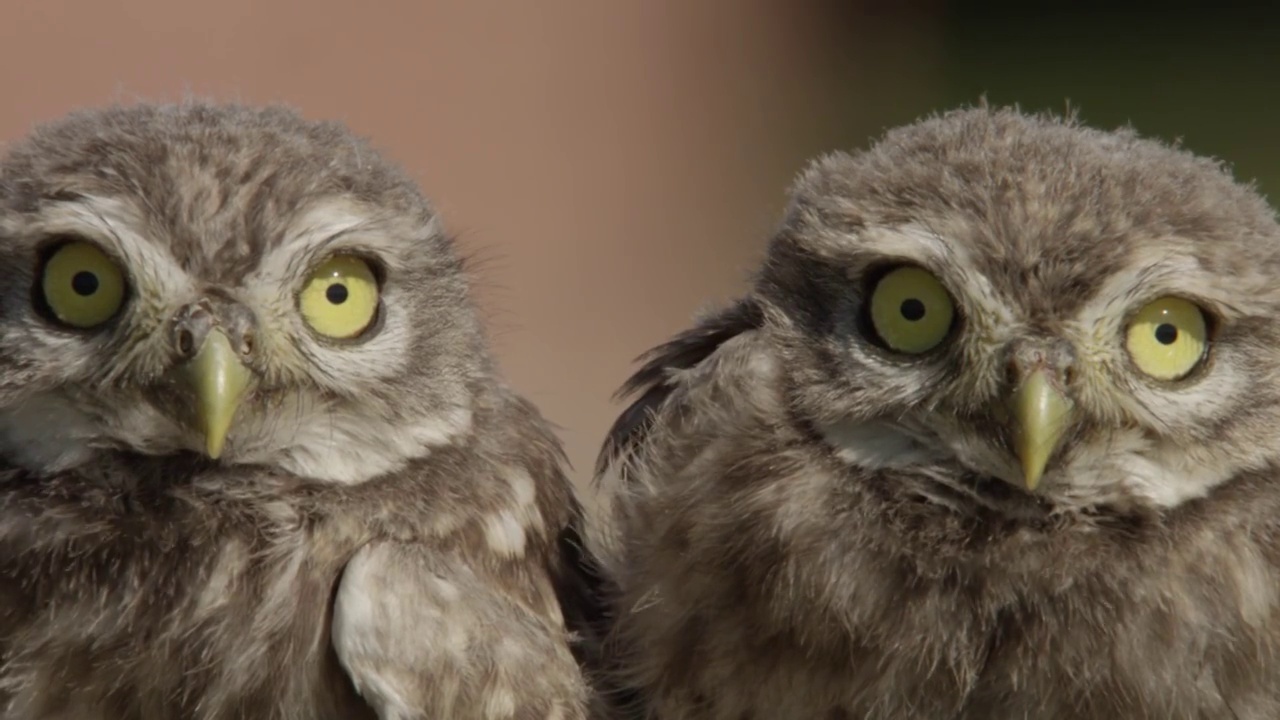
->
592, 106, 1280, 718
0, 103, 604, 719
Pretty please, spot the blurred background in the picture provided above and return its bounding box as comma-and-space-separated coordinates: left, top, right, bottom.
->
1, 1, 1276, 491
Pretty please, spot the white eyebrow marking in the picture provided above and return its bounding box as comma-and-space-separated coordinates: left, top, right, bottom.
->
248, 203, 380, 287
859, 223, 1018, 332
858, 223, 962, 265
31, 194, 197, 306
246, 199, 438, 291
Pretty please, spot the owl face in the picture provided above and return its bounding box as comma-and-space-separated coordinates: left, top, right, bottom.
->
0, 104, 480, 483
761, 108, 1280, 511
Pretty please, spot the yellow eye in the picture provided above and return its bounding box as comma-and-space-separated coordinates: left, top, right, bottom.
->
1125, 296, 1208, 381
868, 266, 955, 354
39, 241, 127, 329
299, 255, 379, 339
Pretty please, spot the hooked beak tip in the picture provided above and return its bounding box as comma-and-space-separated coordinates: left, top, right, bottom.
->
205, 434, 228, 460
1022, 461, 1046, 492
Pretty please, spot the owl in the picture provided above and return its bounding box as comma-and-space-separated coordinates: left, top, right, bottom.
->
0, 102, 607, 720
590, 106, 1280, 719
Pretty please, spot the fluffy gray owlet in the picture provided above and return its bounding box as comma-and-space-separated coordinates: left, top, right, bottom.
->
590, 107, 1280, 719
0, 103, 608, 720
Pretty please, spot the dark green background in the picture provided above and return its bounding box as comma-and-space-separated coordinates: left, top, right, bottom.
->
810, 4, 1280, 201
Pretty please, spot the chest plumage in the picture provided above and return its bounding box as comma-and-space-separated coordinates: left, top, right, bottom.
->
2, 460, 369, 719
2, 397, 585, 720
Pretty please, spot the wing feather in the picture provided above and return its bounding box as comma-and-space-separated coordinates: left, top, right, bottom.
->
594, 300, 764, 484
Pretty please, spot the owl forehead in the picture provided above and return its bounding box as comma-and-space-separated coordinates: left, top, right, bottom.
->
784, 108, 1280, 323
23, 186, 374, 293
124, 169, 297, 282
1, 103, 432, 284
855, 189, 1267, 328
851, 223, 1134, 331
46, 168, 347, 285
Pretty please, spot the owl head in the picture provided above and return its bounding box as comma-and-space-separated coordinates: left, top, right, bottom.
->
0, 103, 482, 484
760, 107, 1280, 512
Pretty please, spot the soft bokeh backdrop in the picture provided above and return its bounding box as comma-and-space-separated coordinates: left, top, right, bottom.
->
1, 2, 1275, 491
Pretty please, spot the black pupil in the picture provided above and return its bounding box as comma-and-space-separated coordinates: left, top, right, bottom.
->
326, 283, 349, 305
900, 298, 926, 322
71, 271, 99, 296
1154, 323, 1178, 345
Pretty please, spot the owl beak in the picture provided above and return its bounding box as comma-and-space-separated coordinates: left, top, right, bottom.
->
1010, 368, 1073, 491
181, 330, 252, 459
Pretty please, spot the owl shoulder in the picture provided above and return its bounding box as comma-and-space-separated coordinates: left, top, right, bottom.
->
594, 298, 769, 487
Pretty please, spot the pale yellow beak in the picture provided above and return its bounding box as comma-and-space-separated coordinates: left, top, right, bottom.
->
1010, 368, 1073, 491
181, 330, 252, 459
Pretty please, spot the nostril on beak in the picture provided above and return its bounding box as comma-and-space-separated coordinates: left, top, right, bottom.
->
177, 328, 196, 358
1063, 365, 1078, 385
172, 304, 214, 360
171, 297, 260, 366
1007, 339, 1077, 382
1054, 340, 1078, 383
1005, 355, 1022, 385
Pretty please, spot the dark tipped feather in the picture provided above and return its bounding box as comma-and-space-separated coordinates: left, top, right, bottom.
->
595, 300, 763, 482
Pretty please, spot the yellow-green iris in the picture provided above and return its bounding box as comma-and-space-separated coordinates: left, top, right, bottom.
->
40, 241, 127, 328
868, 266, 955, 354
299, 255, 379, 339
1126, 296, 1208, 381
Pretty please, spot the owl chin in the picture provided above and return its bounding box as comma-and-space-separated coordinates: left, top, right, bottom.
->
814, 416, 1180, 523
815, 417, 1043, 497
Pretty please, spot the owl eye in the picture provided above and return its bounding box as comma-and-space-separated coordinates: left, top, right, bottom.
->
1125, 296, 1209, 381
867, 266, 956, 354
298, 255, 380, 340
37, 240, 128, 329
